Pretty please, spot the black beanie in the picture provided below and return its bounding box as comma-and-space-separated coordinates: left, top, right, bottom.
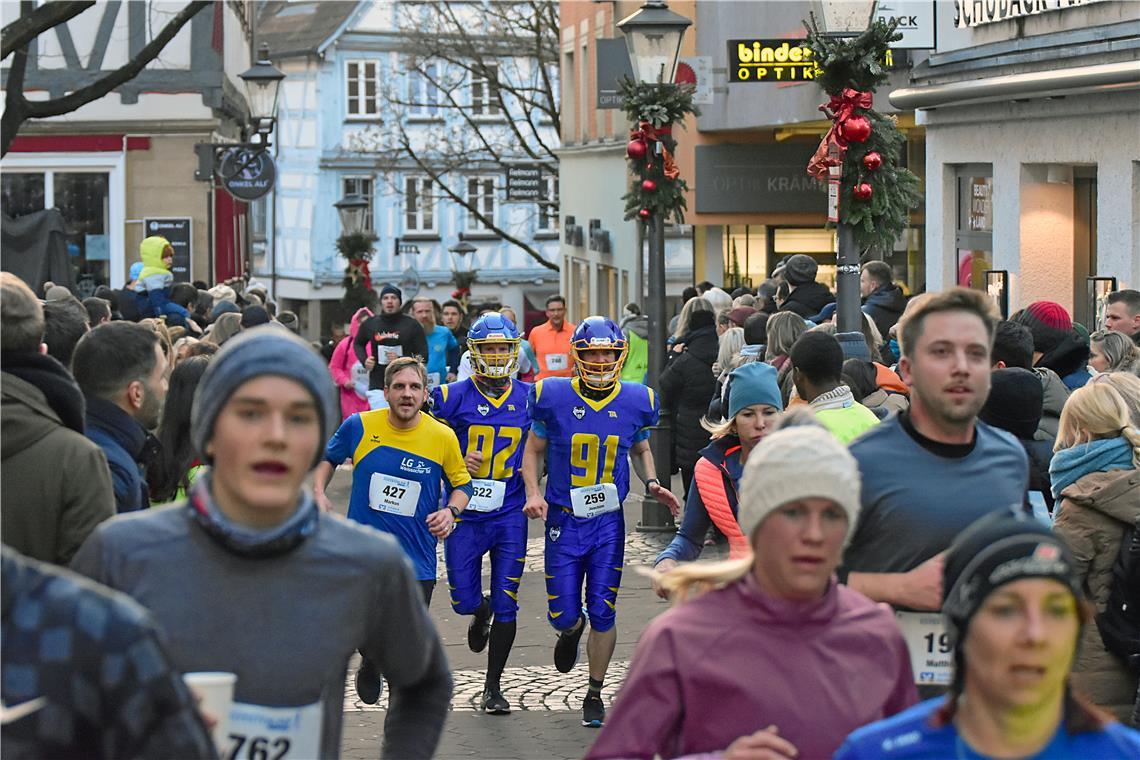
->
1012, 308, 1067, 355
380, 284, 402, 301
979, 367, 1043, 440
240, 304, 271, 329
943, 509, 1083, 656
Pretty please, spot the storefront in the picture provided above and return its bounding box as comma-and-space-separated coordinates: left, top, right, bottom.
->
891, 1, 1139, 324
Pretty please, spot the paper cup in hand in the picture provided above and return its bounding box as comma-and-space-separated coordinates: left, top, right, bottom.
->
183, 671, 236, 753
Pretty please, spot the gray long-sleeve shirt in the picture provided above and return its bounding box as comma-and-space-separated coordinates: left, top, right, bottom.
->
71, 504, 451, 759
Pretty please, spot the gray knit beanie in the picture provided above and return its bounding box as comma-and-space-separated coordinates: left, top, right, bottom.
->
737, 426, 861, 544
191, 326, 338, 467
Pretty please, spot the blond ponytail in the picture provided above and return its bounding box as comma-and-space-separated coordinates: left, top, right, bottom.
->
645, 555, 754, 605
1122, 425, 1140, 467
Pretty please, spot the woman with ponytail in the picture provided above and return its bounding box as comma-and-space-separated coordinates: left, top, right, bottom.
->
587, 427, 916, 760
651, 362, 784, 586
1050, 380, 1140, 722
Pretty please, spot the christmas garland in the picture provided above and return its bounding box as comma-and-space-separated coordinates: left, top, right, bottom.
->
337, 231, 378, 313
804, 16, 922, 256
619, 78, 700, 224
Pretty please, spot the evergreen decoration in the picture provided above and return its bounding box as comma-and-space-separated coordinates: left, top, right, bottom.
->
337, 231, 379, 313
804, 16, 922, 256
618, 78, 700, 224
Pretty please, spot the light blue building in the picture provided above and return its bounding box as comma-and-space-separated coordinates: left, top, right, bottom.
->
256, 1, 560, 337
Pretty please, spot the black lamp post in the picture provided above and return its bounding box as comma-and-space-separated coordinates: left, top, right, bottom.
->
619, 0, 691, 532
811, 0, 876, 334
238, 43, 285, 145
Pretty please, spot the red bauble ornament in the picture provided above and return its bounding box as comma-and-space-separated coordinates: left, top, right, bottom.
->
853, 182, 873, 201
638, 208, 651, 219
641, 179, 658, 193
840, 115, 872, 144
862, 151, 882, 171
627, 139, 648, 161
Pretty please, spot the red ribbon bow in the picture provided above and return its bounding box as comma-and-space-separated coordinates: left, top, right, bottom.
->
807, 88, 873, 181
348, 258, 372, 290
630, 120, 680, 181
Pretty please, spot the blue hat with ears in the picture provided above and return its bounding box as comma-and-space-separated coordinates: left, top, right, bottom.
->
727, 361, 784, 419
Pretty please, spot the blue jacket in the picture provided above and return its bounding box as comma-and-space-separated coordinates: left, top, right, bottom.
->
84, 397, 156, 513
655, 435, 744, 565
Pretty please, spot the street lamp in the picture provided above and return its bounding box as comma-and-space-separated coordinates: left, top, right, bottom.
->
617, 1, 692, 85
810, 0, 876, 334
238, 43, 285, 141
811, 0, 877, 36
334, 194, 369, 236
448, 239, 478, 313
620, 0, 690, 532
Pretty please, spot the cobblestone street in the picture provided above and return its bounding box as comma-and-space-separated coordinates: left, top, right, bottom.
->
324, 471, 725, 759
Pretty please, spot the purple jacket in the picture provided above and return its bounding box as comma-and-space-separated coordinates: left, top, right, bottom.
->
586, 574, 917, 760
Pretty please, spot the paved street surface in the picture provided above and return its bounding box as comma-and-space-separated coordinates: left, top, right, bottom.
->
320, 468, 721, 759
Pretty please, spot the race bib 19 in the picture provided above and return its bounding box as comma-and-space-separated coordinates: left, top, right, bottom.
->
227, 700, 321, 760
545, 353, 568, 371
570, 482, 620, 519
368, 473, 421, 517
466, 479, 506, 512
895, 611, 953, 685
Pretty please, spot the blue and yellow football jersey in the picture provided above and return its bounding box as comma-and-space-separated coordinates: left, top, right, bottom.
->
324, 409, 472, 581
430, 379, 531, 521
527, 378, 659, 508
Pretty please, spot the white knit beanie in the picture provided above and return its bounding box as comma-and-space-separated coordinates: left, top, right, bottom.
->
737, 426, 862, 543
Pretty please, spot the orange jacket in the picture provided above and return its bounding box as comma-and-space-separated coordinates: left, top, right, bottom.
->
530, 320, 577, 380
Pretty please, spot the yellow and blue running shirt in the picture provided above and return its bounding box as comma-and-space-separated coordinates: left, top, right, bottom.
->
324, 409, 472, 580
527, 378, 659, 508
429, 379, 531, 520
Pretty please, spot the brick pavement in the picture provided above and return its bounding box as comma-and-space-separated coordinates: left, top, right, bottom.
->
322, 469, 728, 759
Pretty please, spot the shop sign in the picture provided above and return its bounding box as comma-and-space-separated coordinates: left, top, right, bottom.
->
695, 144, 826, 214
676, 56, 714, 105
219, 148, 276, 202
506, 165, 543, 201
596, 38, 634, 110
875, 1, 936, 49
144, 217, 192, 283
954, 0, 1108, 29
728, 40, 895, 83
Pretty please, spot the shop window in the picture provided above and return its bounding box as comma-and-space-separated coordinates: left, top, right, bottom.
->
1, 173, 45, 218
955, 167, 993, 291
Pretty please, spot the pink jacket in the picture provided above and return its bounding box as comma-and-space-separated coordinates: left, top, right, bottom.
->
586, 574, 917, 760
329, 307, 372, 421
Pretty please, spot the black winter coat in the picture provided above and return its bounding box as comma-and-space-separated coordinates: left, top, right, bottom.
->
862, 284, 907, 338
779, 282, 835, 319
659, 325, 718, 472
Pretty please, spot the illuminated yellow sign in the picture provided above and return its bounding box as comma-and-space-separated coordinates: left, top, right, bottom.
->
728, 39, 894, 83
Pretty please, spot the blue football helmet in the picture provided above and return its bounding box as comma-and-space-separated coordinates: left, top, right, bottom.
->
570, 316, 627, 390
467, 312, 521, 378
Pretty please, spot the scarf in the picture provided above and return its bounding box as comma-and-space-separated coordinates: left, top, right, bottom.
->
1, 351, 86, 433
1050, 436, 1134, 499
187, 473, 319, 558
810, 384, 856, 412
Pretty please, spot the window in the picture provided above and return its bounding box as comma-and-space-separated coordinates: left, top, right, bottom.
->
405, 176, 435, 233
346, 60, 379, 118
470, 64, 500, 117
537, 175, 559, 233
466, 176, 496, 233
342, 176, 375, 232
408, 61, 441, 118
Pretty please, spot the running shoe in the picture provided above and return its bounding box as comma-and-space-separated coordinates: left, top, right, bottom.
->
468, 592, 492, 653
355, 656, 383, 705
482, 687, 510, 715
581, 694, 605, 727
553, 611, 586, 673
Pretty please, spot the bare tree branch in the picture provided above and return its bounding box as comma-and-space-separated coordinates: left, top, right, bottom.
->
24, 1, 209, 118
1, 0, 94, 61
367, 0, 560, 269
